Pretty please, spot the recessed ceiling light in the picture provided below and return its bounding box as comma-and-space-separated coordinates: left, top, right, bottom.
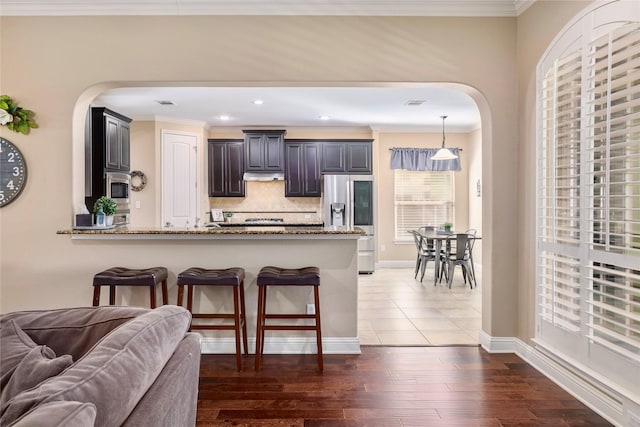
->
319, 115, 331, 121
157, 100, 175, 106
253, 99, 264, 105
404, 100, 426, 106
219, 115, 230, 121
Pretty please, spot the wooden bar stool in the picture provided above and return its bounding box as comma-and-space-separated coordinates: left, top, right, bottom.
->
92, 267, 168, 308
177, 267, 248, 371
255, 266, 322, 372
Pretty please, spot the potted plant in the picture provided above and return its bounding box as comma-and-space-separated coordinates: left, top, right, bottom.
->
443, 222, 453, 233
224, 212, 234, 223
93, 196, 118, 226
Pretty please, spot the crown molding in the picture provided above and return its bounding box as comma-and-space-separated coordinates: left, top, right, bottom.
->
0, 0, 533, 17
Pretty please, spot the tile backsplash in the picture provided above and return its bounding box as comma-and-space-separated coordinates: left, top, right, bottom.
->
209, 181, 323, 223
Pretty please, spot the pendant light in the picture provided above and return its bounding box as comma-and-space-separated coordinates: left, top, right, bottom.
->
431, 115, 458, 160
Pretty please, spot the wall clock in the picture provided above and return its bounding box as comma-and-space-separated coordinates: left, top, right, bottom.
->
0, 137, 28, 208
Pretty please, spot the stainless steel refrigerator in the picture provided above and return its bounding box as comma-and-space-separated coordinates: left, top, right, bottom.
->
323, 175, 375, 274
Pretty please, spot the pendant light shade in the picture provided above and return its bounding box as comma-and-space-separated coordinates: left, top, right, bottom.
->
431, 115, 458, 161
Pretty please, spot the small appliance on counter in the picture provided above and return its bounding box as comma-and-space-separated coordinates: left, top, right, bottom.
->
210, 208, 225, 222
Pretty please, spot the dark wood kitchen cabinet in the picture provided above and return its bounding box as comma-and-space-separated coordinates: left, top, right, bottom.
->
208, 139, 245, 197
320, 140, 372, 174
85, 107, 132, 199
243, 130, 286, 172
345, 141, 372, 173
91, 107, 131, 172
320, 142, 346, 173
285, 141, 321, 197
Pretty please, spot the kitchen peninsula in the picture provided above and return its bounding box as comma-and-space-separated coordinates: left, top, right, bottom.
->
56, 226, 363, 354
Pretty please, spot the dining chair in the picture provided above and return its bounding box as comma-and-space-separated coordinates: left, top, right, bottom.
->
410, 230, 438, 282
417, 227, 449, 283
465, 229, 478, 287
443, 233, 476, 289
410, 230, 425, 279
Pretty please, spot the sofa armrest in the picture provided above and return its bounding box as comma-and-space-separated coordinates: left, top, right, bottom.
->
122, 332, 202, 427
0, 306, 149, 361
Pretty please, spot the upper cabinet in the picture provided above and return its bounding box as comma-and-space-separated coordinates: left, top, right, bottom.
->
345, 142, 372, 174
208, 139, 245, 197
320, 140, 372, 174
85, 107, 132, 198
91, 107, 132, 172
320, 142, 346, 173
285, 141, 321, 197
243, 130, 286, 172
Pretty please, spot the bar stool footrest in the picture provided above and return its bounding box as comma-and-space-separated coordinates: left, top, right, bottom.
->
264, 314, 316, 320
262, 325, 318, 331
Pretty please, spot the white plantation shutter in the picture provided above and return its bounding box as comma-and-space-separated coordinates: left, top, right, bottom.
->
537, 12, 640, 400
538, 48, 583, 333
394, 170, 454, 241
538, 251, 582, 333
583, 24, 640, 361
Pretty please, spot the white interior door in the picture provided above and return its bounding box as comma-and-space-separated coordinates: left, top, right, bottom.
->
162, 131, 198, 228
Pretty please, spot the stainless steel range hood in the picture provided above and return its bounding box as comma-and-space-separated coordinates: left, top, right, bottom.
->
242, 172, 285, 182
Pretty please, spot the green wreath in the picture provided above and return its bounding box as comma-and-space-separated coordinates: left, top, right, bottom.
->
130, 170, 147, 192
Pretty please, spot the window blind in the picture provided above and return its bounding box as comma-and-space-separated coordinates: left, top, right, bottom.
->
394, 170, 454, 241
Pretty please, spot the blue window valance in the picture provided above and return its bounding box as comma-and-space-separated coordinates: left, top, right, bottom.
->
390, 147, 461, 171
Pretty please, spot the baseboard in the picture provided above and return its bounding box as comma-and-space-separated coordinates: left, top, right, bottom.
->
479, 330, 515, 353
376, 260, 483, 270
376, 260, 414, 268
201, 336, 361, 355
479, 331, 631, 426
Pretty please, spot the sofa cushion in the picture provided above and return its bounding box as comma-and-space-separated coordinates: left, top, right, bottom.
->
0, 305, 191, 427
11, 401, 96, 427
0, 306, 150, 361
1, 346, 73, 408
0, 320, 38, 391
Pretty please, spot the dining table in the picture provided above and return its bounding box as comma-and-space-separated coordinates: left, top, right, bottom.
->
414, 229, 481, 286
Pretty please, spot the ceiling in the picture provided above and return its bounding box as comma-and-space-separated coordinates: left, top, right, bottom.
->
93, 85, 481, 132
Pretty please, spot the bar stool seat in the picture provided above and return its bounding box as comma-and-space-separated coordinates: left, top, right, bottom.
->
255, 266, 322, 372
177, 267, 248, 371
92, 266, 168, 308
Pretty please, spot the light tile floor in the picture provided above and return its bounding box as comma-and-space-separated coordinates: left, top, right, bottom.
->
358, 266, 481, 345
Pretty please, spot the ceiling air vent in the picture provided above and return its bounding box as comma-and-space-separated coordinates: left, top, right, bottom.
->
404, 100, 426, 106
157, 100, 175, 106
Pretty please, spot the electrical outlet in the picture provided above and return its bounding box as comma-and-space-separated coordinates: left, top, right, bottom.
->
135, 200, 141, 209
304, 214, 311, 219
380, 244, 386, 252
306, 304, 315, 315
628, 411, 640, 427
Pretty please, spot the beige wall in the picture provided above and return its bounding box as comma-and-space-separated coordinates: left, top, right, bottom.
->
0, 13, 535, 340
467, 128, 483, 264
129, 121, 156, 227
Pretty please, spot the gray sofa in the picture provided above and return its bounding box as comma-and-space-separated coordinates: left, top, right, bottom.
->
0, 305, 201, 426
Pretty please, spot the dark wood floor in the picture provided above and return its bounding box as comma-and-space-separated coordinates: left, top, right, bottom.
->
197, 346, 612, 426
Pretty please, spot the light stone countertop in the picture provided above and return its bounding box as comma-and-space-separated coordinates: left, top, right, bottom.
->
56, 225, 365, 240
